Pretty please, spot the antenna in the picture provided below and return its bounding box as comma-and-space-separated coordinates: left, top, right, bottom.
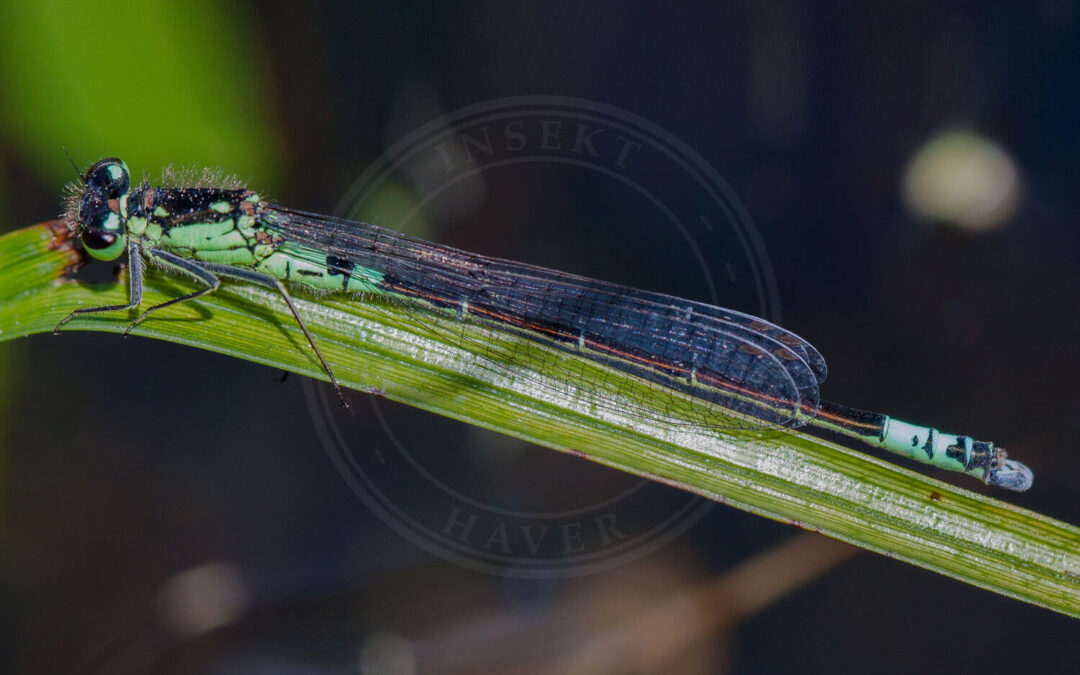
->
61, 147, 81, 180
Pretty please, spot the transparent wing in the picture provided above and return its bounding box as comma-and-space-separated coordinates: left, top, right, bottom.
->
264, 205, 825, 431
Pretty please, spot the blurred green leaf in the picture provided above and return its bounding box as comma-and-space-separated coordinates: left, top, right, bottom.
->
343, 176, 433, 239
0, 0, 280, 185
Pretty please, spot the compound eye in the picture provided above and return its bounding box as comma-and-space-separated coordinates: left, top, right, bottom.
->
85, 157, 130, 199
79, 199, 128, 261
82, 228, 126, 261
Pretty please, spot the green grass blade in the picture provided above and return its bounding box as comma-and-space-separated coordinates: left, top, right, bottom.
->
3, 221, 1079, 617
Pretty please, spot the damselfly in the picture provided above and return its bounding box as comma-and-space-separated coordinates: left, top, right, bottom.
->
55, 158, 1033, 491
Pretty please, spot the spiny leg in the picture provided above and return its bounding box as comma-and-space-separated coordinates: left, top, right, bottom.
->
193, 258, 349, 408
122, 248, 222, 336
54, 240, 145, 332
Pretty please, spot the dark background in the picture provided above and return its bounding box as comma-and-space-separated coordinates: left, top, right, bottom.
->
1, 1, 1079, 673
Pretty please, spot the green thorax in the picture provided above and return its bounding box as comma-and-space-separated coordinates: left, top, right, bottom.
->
121, 182, 383, 294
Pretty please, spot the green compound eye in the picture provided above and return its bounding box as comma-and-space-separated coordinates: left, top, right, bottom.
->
85, 157, 130, 199
82, 228, 127, 260
81, 206, 127, 260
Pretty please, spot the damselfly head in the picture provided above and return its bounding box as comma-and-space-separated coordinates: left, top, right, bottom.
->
72, 158, 131, 262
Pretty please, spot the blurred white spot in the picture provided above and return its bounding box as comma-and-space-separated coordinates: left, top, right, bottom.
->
158, 562, 249, 638
902, 130, 1021, 232
358, 631, 416, 675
